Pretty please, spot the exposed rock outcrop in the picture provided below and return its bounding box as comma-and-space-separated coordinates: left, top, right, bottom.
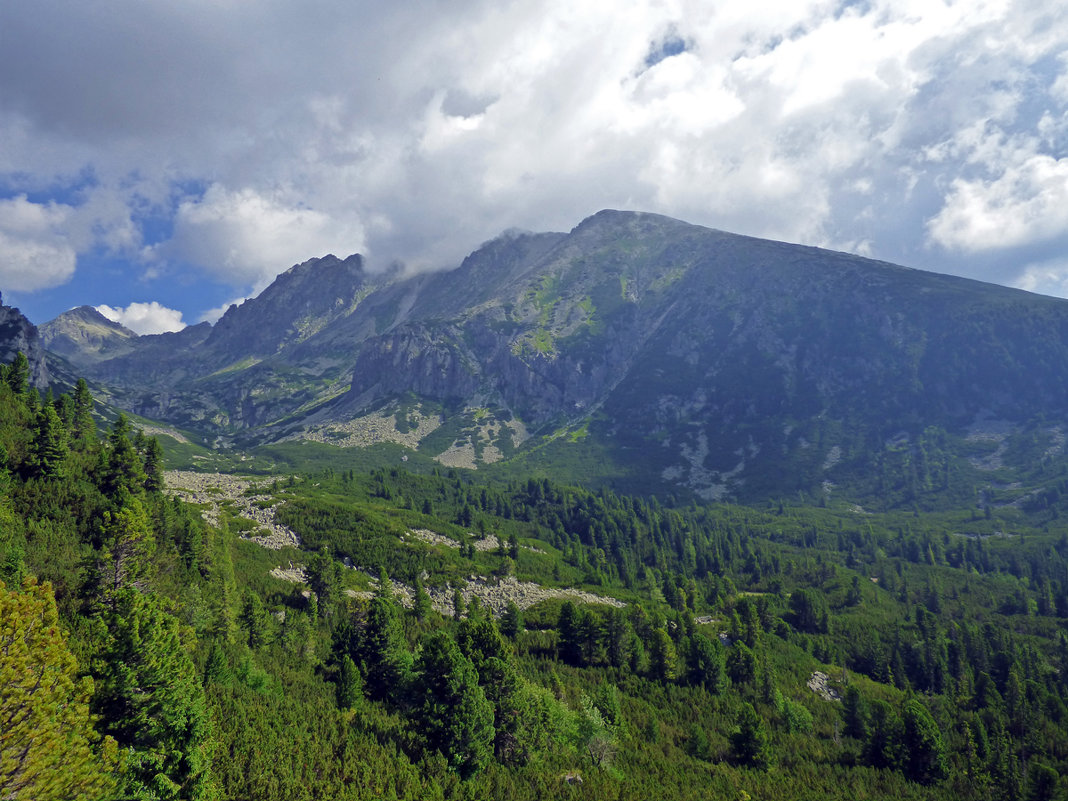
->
0, 293, 49, 387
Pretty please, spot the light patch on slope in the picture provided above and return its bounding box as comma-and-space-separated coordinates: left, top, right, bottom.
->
822, 445, 842, 471
663, 431, 755, 502
294, 404, 442, 449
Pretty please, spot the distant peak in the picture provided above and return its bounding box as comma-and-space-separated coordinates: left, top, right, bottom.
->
568, 209, 693, 237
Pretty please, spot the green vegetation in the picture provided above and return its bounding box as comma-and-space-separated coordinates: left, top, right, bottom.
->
3, 351, 1068, 799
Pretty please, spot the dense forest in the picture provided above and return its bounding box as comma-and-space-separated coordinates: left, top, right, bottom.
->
2, 350, 1068, 800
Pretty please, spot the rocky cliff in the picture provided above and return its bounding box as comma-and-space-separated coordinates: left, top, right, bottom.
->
0, 292, 49, 388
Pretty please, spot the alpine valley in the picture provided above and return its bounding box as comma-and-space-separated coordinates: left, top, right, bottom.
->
3, 210, 1068, 801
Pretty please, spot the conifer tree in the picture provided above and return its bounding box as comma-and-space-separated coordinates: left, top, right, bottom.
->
336, 654, 363, 710
686, 632, 725, 692
412, 574, 431, 621
413, 630, 495, 777
240, 589, 270, 649
649, 626, 678, 681
901, 699, 948, 784
98, 497, 157, 596
92, 588, 214, 800
203, 641, 231, 687
4, 351, 29, 396
362, 594, 411, 699
557, 601, 585, 666
731, 702, 772, 770
27, 405, 68, 480
142, 437, 165, 493
72, 378, 97, 448
0, 578, 117, 801
104, 414, 146, 501
500, 600, 522, 639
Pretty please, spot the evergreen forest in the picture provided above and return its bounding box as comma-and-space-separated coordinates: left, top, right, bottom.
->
3, 350, 1068, 801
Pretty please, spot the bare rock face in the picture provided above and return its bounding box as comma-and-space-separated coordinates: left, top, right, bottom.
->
0, 293, 49, 388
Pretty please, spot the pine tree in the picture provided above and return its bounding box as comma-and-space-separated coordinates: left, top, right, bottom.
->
649, 627, 678, 681
901, 699, 948, 784
92, 588, 214, 800
103, 414, 146, 501
98, 497, 157, 597
362, 595, 411, 699
557, 601, 585, 666
500, 601, 522, 639
412, 574, 431, 621
0, 578, 117, 801
240, 589, 270, 649
336, 654, 363, 710
142, 437, 165, 493
731, 702, 772, 770
27, 405, 68, 480
413, 630, 495, 777
4, 351, 29, 396
308, 547, 341, 619
72, 378, 97, 448
842, 685, 869, 740
686, 632, 725, 692
203, 641, 231, 686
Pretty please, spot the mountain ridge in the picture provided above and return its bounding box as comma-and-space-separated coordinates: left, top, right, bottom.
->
33, 210, 1068, 504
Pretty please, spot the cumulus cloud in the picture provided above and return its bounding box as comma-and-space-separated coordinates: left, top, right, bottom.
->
96, 301, 186, 335
166, 185, 365, 291
0, 195, 77, 291
1011, 256, 1068, 299
927, 154, 1068, 251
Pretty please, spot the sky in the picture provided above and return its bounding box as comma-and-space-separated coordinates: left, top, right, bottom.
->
1, 0, 1067, 334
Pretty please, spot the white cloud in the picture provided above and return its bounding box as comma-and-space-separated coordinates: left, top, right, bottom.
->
95, 301, 186, 335
1012, 257, 1068, 299
0, 195, 77, 291
2, 0, 1068, 314
197, 296, 248, 325
166, 185, 365, 290
927, 153, 1068, 251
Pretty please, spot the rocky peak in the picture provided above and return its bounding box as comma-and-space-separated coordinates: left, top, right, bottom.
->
0, 294, 50, 387
205, 253, 369, 358
40, 305, 138, 364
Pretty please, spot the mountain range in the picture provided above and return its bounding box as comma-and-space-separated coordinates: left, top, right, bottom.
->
34, 210, 1068, 505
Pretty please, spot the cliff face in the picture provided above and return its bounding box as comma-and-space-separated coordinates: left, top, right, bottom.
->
0, 295, 49, 388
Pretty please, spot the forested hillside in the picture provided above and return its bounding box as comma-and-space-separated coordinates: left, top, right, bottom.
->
2, 351, 1068, 800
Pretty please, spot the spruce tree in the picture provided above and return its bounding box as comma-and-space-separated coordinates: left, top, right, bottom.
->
731, 702, 772, 770
336, 654, 363, 710
92, 588, 213, 800
413, 630, 495, 777
901, 698, 948, 784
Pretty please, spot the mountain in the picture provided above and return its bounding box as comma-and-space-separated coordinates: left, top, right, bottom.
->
40, 211, 1068, 504
0, 291, 49, 388
39, 305, 138, 364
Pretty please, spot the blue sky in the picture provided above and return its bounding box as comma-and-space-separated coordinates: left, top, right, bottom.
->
2, 0, 1067, 333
